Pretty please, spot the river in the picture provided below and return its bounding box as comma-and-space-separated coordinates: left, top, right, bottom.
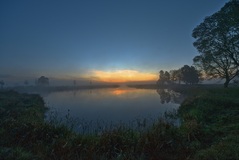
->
42, 87, 183, 133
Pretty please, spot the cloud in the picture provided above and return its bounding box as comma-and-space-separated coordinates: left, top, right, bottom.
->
89, 69, 157, 83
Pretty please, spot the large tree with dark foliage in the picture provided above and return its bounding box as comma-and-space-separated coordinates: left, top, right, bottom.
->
192, 0, 239, 87
180, 65, 200, 85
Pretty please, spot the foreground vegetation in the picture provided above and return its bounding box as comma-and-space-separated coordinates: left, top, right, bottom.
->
1, 87, 239, 159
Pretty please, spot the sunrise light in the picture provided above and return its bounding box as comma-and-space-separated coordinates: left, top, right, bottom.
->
92, 70, 157, 83
90, 70, 157, 83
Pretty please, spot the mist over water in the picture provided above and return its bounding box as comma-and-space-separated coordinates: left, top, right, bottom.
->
43, 87, 182, 133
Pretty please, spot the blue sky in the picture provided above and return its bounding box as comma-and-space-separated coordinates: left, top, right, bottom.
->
0, 0, 228, 85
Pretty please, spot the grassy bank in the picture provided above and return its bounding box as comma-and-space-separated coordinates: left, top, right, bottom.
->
1, 87, 239, 159
178, 87, 239, 159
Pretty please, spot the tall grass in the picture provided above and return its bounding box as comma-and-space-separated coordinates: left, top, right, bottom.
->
45, 108, 178, 135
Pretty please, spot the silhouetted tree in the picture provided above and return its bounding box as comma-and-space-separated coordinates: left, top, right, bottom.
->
164, 71, 170, 83
180, 65, 200, 85
37, 76, 49, 86
157, 70, 170, 85
0, 80, 4, 89
170, 69, 182, 84
157, 70, 164, 85
192, 0, 239, 87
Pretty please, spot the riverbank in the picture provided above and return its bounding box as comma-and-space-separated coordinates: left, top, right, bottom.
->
178, 87, 239, 159
1, 87, 239, 159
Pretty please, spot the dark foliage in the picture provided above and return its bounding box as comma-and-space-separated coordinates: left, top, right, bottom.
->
193, 0, 239, 87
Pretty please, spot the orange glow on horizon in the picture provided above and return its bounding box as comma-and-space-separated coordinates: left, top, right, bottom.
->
90, 70, 157, 83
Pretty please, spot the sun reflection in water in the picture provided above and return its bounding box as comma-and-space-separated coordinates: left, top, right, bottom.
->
112, 89, 129, 95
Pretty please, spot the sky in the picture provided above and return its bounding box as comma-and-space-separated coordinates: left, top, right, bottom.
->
0, 0, 228, 85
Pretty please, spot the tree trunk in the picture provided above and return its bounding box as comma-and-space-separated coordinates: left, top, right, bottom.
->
224, 79, 230, 88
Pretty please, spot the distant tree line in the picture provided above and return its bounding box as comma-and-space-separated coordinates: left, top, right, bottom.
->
157, 65, 201, 86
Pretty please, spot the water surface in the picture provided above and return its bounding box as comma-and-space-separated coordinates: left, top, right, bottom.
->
43, 87, 182, 133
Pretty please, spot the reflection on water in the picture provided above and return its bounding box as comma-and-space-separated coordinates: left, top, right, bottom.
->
111, 88, 129, 95
156, 89, 183, 104
43, 87, 183, 133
